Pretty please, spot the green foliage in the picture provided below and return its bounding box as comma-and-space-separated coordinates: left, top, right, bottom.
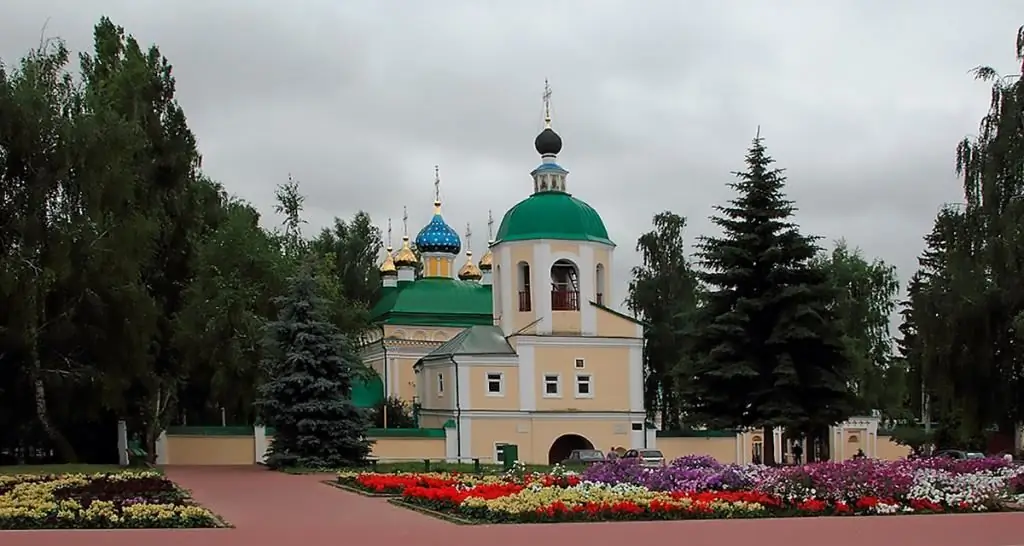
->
900, 27, 1024, 446
689, 135, 856, 464
256, 264, 373, 469
0, 18, 386, 463
812, 240, 904, 419
371, 396, 417, 429
627, 212, 700, 429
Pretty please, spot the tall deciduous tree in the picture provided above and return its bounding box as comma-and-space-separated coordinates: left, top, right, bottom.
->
627, 212, 700, 429
812, 240, 903, 419
690, 135, 856, 464
256, 263, 373, 469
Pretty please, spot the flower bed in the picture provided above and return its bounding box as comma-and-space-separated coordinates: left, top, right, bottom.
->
377, 456, 1024, 523
0, 471, 221, 529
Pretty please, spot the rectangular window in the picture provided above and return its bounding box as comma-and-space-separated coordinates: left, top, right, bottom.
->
543, 374, 561, 397
574, 358, 585, 369
575, 373, 593, 398
486, 372, 504, 396
437, 372, 444, 396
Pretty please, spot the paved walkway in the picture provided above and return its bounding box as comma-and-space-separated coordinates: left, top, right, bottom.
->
3, 466, 1024, 546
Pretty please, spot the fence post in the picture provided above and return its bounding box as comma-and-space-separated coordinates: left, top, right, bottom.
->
117, 420, 129, 466
155, 431, 168, 464
254, 425, 268, 464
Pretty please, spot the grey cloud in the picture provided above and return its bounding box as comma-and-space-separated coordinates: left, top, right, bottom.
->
2, 0, 1022, 313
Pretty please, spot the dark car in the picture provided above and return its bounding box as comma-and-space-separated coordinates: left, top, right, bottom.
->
932, 449, 985, 460
562, 449, 605, 465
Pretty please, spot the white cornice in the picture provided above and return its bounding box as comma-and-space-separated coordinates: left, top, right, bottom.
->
420, 409, 645, 420
514, 335, 642, 348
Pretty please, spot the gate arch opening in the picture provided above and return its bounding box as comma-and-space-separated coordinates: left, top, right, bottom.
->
547, 433, 595, 464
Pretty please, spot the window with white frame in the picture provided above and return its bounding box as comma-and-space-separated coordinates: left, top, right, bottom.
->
575, 373, 593, 397
437, 372, 444, 396
543, 374, 561, 397
486, 372, 504, 396
574, 358, 585, 369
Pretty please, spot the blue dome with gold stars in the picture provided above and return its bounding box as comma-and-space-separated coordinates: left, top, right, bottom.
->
415, 202, 461, 255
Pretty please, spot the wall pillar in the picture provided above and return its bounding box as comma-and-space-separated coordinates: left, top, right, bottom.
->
444, 424, 458, 463
254, 425, 268, 464
773, 427, 783, 463
155, 431, 168, 464
735, 431, 744, 464
645, 427, 657, 449
117, 420, 129, 466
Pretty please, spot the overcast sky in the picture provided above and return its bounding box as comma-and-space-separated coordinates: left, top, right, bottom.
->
3, 1, 1022, 311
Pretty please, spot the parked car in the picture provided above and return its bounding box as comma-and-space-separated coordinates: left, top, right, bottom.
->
622, 449, 666, 468
562, 449, 605, 465
932, 449, 985, 460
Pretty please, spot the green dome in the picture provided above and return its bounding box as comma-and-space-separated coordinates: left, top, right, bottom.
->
494, 192, 614, 246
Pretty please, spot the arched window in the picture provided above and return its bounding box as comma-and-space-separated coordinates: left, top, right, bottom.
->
550, 259, 580, 311
517, 261, 532, 312
595, 263, 606, 305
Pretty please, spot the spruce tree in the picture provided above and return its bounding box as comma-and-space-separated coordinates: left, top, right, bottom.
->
690, 135, 856, 464
257, 262, 372, 469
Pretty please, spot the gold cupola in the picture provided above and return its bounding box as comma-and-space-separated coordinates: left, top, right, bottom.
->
458, 222, 482, 281
380, 246, 397, 276
393, 235, 418, 268
478, 210, 495, 272
379, 218, 398, 279
458, 250, 483, 281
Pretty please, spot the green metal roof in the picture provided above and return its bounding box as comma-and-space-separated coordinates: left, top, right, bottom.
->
351, 373, 384, 408
424, 325, 516, 360
494, 191, 614, 246
370, 277, 493, 327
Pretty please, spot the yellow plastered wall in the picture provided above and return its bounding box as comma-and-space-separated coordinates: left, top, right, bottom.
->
844, 429, 867, 460
378, 326, 462, 403
658, 436, 739, 464
467, 364, 521, 410
471, 417, 638, 465
369, 437, 446, 459
422, 256, 453, 278
595, 307, 643, 338
165, 435, 255, 465
533, 345, 630, 411
875, 436, 912, 460
508, 244, 537, 334
421, 364, 455, 410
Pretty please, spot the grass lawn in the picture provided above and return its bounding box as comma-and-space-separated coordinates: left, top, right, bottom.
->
0, 464, 159, 475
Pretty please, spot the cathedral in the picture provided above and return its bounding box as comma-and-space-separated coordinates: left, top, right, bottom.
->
359, 87, 648, 465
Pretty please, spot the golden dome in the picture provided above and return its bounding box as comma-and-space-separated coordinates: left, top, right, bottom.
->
458, 251, 483, 281
379, 246, 397, 276
477, 240, 494, 271
393, 235, 418, 268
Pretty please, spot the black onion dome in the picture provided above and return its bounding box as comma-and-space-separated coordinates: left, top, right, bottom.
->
534, 127, 562, 156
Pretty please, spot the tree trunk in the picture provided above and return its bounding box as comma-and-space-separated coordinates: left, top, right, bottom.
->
27, 285, 78, 463
763, 425, 777, 466
29, 352, 77, 463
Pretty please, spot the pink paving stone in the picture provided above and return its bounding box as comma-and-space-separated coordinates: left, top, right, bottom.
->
2, 465, 1023, 546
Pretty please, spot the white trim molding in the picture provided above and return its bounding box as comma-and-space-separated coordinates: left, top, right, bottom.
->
421, 409, 647, 420
574, 372, 594, 399
542, 373, 563, 398
514, 335, 643, 348
485, 371, 505, 397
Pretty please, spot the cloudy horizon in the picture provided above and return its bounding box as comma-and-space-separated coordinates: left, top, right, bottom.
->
3, 0, 1021, 311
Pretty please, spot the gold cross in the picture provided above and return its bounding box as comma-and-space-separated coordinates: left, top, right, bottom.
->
487, 210, 494, 241
543, 79, 552, 127
387, 218, 393, 248
433, 165, 441, 203
402, 206, 409, 236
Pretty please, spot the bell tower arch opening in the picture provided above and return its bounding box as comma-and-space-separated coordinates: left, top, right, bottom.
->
550, 259, 579, 311
595, 263, 606, 306
517, 261, 532, 312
